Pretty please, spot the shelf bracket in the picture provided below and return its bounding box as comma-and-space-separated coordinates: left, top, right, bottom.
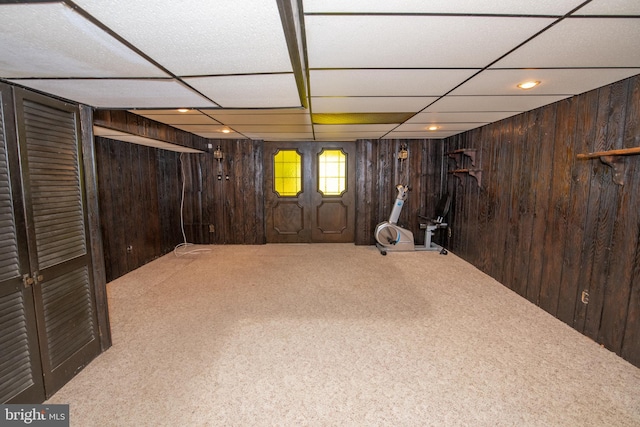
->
599, 155, 625, 186
448, 168, 482, 188
468, 169, 482, 187
447, 148, 477, 168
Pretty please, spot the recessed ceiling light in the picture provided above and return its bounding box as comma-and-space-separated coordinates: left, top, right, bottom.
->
517, 81, 540, 90
427, 125, 439, 131
222, 129, 231, 134
177, 108, 190, 113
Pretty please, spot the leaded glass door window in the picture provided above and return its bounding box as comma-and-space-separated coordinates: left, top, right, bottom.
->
273, 149, 302, 197
318, 149, 346, 196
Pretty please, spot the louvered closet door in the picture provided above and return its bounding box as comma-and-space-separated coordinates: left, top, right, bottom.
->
15, 90, 100, 397
0, 86, 46, 403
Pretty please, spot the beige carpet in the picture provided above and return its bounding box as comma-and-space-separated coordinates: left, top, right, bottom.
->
47, 244, 640, 426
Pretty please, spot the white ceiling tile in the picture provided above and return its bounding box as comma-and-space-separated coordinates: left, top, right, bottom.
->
167, 124, 229, 132
132, 113, 222, 125
93, 126, 204, 153
385, 131, 461, 139
305, 16, 555, 68
314, 124, 397, 133
407, 111, 517, 124
130, 109, 202, 115
72, 0, 292, 76
303, 0, 585, 15
0, 3, 166, 78
185, 74, 301, 108
310, 69, 479, 97
425, 95, 570, 112
494, 18, 640, 68
575, 0, 640, 15
207, 113, 312, 125
394, 122, 488, 132
314, 132, 387, 141
201, 108, 308, 116
231, 125, 313, 133
9, 79, 218, 108
452, 68, 640, 96
246, 133, 315, 141
311, 97, 437, 113
194, 132, 244, 139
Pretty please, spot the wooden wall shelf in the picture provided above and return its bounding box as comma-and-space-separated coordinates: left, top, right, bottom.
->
577, 146, 640, 186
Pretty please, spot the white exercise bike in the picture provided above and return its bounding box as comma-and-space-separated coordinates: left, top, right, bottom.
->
374, 184, 450, 256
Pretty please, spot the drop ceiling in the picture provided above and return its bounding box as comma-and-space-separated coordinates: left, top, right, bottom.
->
2, 0, 639, 142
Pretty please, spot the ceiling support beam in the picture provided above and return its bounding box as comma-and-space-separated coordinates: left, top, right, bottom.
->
276, 0, 309, 109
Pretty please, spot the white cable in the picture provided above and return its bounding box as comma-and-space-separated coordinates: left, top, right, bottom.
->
174, 153, 211, 257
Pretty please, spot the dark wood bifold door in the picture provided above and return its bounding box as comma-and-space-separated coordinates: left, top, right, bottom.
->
0, 87, 101, 403
264, 141, 355, 243
0, 85, 45, 403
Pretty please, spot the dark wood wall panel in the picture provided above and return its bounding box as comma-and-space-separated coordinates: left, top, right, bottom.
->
354, 139, 445, 246
539, 100, 569, 316
179, 139, 265, 245
599, 77, 640, 354
501, 114, 525, 297
559, 90, 598, 327
355, 140, 375, 243
620, 79, 640, 364
444, 74, 640, 368
582, 82, 625, 342
155, 150, 182, 254
95, 137, 183, 282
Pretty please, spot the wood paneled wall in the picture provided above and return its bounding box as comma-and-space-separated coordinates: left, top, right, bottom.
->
179, 140, 265, 245
93, 110, 210, 281
444, 74, 640, 367
355, 139, 446, 245
95, 137, 183, 281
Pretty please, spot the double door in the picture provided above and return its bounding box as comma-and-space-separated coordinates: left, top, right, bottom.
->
264, 142, 355, 243
0, 86, 100, 403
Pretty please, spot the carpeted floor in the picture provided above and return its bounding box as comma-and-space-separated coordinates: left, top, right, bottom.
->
47, 244, 640, 426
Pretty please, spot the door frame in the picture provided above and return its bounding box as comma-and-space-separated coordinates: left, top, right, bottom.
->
264, 141, 356, 243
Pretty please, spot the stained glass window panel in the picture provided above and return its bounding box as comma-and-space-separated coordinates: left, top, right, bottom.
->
273, 150, 301, 197
318, 149, 346, 196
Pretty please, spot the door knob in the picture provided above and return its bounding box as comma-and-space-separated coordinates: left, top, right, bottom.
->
22, 274, 34, 288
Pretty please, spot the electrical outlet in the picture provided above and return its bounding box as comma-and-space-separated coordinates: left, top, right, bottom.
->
581, 290, 589, 304
209, 224, 215, 233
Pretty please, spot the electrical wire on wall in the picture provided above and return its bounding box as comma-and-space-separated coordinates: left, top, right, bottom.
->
174, 152, 211, 257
